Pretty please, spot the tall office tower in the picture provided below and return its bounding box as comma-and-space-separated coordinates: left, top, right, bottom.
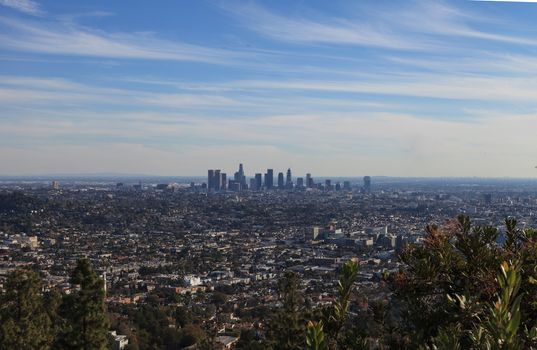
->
221, 173, 227, 191
286, 168, 293, 188
296, 177, 304, 188
214, 170, 221, 191
208, 170, 214, 190
363, 176, 372, 193
234, 168, 239, 182
277, 172, 284, 189
265, 169, 274, 189
343, 181, 351, 191
228, 180, 240, 192
234, 163, 246, 189
249, 178, 256, 191
240, 164, 246, 187
335, 182, 341, 191
325, 179, 332, 190
254, 173, 262, 191
306, 173, 313, 188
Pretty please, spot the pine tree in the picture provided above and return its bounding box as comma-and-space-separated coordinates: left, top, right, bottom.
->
58, 258, 109, 350
44, 288, 63, 348
0, 269, 52, 350
267, 271, 307, 350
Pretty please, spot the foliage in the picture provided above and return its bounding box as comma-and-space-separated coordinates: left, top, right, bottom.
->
266, 271, 308, 350
307, 321, 328, 350
387, 215, 537, 348
304, 260, 366, 350
57, 258, 110, 349
418, 325, 462, 350
473, 261, 523, 349
0, 269, 52, 350
327, 261, 358, 335
235, 328, 270, 350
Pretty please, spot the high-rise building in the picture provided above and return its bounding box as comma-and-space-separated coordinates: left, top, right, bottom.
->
306, 173, 313, 188
335, 182, 341, 191
363, 176, 372, 193
286, 168, 293, 189
325, 179, 332, 191
208, 170, 214, 190
277, 172, 284, 189
214, 170, 221, 191
228, 180, 240, 192
296, 177, 304, 188
221, 173, 227, 191
234, 163, 246, 190
249, 178, 256, 191
51, 181, 60, 190
255, 173, 262, 191
343, 181, 351, 191
264, 169, 274, 189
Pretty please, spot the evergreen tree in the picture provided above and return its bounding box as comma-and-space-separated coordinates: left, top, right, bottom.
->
0, 269, 52, 350
385, 215, 537, 348
267, 271, 307, 350
58, 258, 109, 350
44, 288, 63, 345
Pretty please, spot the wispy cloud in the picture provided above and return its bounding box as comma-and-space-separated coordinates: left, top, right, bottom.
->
223, 2, 432, 50
117, 73, 537, 103
223, 75, 537, 102
226, 0, 537, 49
0, 0, 43, 16
0, 15, 242, 64
397, 1, 537, 45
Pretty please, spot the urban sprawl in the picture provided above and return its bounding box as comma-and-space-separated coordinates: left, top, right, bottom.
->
1, 165, 537, 349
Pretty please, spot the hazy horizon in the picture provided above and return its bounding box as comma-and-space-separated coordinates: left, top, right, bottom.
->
3, 173, 537, 181
2, 0, 537, 177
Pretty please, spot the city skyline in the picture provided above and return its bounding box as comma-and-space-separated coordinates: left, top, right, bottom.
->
2, 1, 537, 177
206, 163, 366, 191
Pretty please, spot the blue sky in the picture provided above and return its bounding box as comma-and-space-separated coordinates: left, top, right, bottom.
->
1, 0, 537, 176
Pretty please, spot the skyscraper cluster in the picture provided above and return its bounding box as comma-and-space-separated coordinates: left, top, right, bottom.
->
207, 169, 227, 191
206, 163, 372, 193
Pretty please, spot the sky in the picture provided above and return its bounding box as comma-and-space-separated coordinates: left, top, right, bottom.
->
1, 0, 537, 177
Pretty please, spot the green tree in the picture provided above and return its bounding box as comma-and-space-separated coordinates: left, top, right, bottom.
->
0, 269, 52, 350
387, 216, 537, 348
180, 324, 206, 348
267, 271, 307, 350
58, 258, 109, 350
323, 261, 359, 343
468, 261, 537, 350
306, 261, 366, 350
44, 288, 63, 345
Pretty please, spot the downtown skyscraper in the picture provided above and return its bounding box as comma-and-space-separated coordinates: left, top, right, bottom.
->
264, 169, 274, 189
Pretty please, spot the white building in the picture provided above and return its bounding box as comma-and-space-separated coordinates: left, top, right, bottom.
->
110, 331, 128, 350
183, 275, 202, 287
